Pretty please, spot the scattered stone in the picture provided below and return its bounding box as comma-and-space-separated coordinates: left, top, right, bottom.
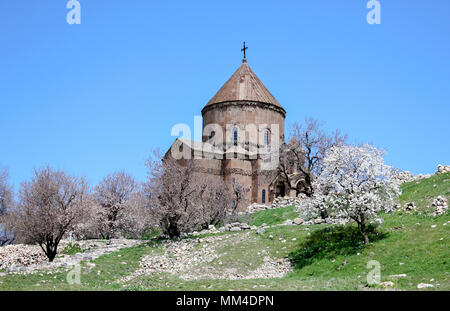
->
246, 203, 270, 213
417, 283, 434, 289
389, 274, 407, 278
392, 171, 417, 184
240, 223, 251, 230
436, 164, 450, 175
256, 227, 265, 235
380, 281, 394, 287
314, 218, 325, 224
293, 218, 304, 225
431, 196, 448, 216
283, 219, 293, 226
121, 235, 293, 282
270, 195, 306, 210
0, 244, 47, 270
337, 259, 348, 270
0, 239, 142, 275
404, 202, 416, 211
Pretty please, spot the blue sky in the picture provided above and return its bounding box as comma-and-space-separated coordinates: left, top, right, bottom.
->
0, 0, 449, 189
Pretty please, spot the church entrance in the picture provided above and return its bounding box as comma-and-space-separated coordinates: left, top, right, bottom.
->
275, 182, 285, 198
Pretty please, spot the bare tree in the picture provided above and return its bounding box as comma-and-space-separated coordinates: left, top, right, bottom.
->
274, 118, 347, 198
93, 171, 140, 239
0, 168, 14, 246
231, 178, 249, 210
196, 176, 231, 229
11, 167, 88, 261
144, 150, 233, 238
145, 153, 200, 238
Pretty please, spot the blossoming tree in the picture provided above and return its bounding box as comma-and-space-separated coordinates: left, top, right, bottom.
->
300, 144, 401, 244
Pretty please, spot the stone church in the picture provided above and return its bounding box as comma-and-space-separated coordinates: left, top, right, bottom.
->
166, 54, 291, 210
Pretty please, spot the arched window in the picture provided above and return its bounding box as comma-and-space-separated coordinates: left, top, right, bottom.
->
233, 128, 238, 143
264, 130, 269, 145
262, 189, 266, 204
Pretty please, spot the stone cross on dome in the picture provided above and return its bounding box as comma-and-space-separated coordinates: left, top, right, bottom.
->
241, 41, 248, 60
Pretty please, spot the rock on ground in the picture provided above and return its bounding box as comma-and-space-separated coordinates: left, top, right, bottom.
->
417, 283, 434, 289
431, 196, 448, 216
121, 233, 292, 283
1, 239, 142, 275
436, 164, 450, 175
0, 244, 47, 270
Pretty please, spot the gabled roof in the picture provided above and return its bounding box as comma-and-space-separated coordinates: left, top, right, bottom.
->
203, 59, 283, 111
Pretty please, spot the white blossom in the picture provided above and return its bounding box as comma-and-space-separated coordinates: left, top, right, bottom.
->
299, 144, 401, 243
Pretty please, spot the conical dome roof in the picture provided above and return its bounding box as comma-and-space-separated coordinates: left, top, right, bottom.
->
203, 59, 284, 112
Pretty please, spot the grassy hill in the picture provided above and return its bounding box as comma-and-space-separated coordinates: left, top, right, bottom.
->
399, 172, 450, 209
0, 173, 448, 291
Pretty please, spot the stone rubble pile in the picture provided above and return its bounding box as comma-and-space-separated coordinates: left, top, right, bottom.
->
245, 195, 309, 215
122, 233, 292, 282
404, 202, 416, 211
190, 223, 257, 236
270, 195, 307, 209
392, 171, 417, 184
416, 173, 432, 180
1, 239, 142, 274
246, 203, 271, 213
389, 165, 450, 184
436, 164, 450, 175
431, 196, 448, 216
131, 237, 221, 281
221, 222, 254, 232
0, 244, 47, 270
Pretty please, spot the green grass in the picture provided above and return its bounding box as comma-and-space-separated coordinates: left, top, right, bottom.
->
0, 240, 163, 291
127, 212, 449, 291
60, 243, 85, 256
250, 205, 299, 226
399, 172, 450, 209
0, 174, 449, 291
1, 212, 448, 291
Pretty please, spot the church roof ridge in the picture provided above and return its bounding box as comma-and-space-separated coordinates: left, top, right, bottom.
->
203, 60, 284, 111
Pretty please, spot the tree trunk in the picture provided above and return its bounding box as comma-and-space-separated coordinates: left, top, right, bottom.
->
358, 215, 370, 244
166, 218, 180, 238
304, 173, 313, 197
46, 243, 58, 262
